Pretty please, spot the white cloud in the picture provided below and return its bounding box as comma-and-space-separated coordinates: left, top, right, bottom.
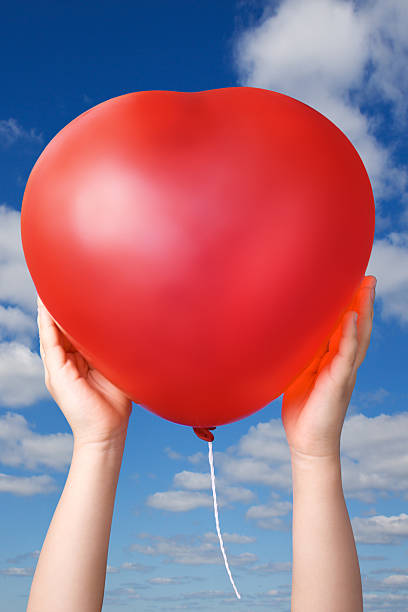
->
164, 446, 183, 460
0, 118, 43, 147
0, 204, 38, 314
355, 387, 391, 406
203, 531, 256, 544
352, 513, 408, 544
104, 586, 141, 602
187, 451, 206, 465
0, 412, 73, 471
148, 576, 179, 584
149, 411, 408, 526
363, 591, 408, 607
246, 501, 292, 519
6, 550, 40, 564
173, 470, 210, 490
130, 534, 257, 567
246, 500, 292, 530
217, 454, 291, 489
267, 589, 279, 596
0, 305, 37, 345
0, 473, 57, 496
0, 205, 46, 408
219, 484, 255, 503
232, 0, 408, 326
249, 561, 292, 575
366, 232, 408, 326
233, 0, 408, 204
341, 413, 408, 502
153, 469, 255, 511
383, 574, 408, 587
0, 342, 49, 407
105, 561, 154, 574
213, 413, 408, 505
236, 418, 290, 462
0, 566, 34, 576
146, 490, 213, 512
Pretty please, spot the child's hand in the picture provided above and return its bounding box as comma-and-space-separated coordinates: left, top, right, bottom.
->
37, 296, 132, 448
281, 275, 376, 459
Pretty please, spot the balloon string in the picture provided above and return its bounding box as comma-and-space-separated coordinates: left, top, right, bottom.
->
208, 441, 241, 600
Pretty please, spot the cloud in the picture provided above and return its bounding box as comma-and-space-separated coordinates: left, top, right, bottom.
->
219, 484, 255, 503
213, 412, 408, 505
0, 118, 43, 147
104, 586, 141, 602
0, 204, 38, 314
148, 576, 178, 584
130, 533, 257, 567
352, 513, 408, 544
0, 473, 57, 496
236, 417, 291, 462
150, 468, 255, 512
146, 490, 213, 512
383, 574, 408, 587
232, 0, 408, 205
355, 387, 391, 407
0, 305, 37, 345
217, 454, 291, 489
147, 576, 202, 585
164, 446, 183, 460
232, 0, 408, 327
249, 561, 292, 575
6, 551, 40, 564
366, 232, 408, 326
173, 470, 210, 490
0, 566, 34, 576
149, 410, 408, 529
0, 412, 73, 471
106, 561, 154, 574
0, 341, 49, 407
341, 413, 408, 502
246, 500, 292, 530
0, 205, 47, 408
203, 531, 256, 544
187, 451, 206, 465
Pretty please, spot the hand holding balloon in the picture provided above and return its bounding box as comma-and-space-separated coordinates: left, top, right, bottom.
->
281, 275, 377, 460
37, 296, 133, 448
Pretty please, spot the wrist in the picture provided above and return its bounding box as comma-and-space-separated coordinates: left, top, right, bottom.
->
290, 447, 341, 475
73, 431, 127, 456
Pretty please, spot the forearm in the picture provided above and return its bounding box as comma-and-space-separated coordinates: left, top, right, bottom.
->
290, 451, 363, 612
27, 437, 126, 612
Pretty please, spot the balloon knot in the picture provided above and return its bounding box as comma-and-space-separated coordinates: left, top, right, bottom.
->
193, 427, 216, 442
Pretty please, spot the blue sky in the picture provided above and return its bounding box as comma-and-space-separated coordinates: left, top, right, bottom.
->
1, 0, 408, 610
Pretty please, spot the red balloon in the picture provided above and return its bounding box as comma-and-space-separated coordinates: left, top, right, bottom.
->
21, 87, 375, 429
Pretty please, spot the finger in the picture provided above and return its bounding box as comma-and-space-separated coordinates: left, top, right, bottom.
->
349, 275, 376, 311
336, 310, 359, 369
354, 283, 375, 369
316, 310, 358, 382
329, 275, 376, 357
37, 297, 67, 372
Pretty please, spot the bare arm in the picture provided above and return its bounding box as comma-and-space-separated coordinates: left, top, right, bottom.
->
27, 437, 126, 612
282, 275, 376, 611
290, 450, 362, 611
27, 297, 132, 611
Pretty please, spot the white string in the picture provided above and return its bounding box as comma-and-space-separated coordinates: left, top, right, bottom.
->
208, 441, 241, 600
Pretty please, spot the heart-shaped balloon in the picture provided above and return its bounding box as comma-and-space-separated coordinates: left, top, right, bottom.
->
21, 87, 375, 429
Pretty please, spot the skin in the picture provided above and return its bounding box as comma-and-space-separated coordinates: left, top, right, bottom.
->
282, 274, 377, 611
27, 275, 376, 612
